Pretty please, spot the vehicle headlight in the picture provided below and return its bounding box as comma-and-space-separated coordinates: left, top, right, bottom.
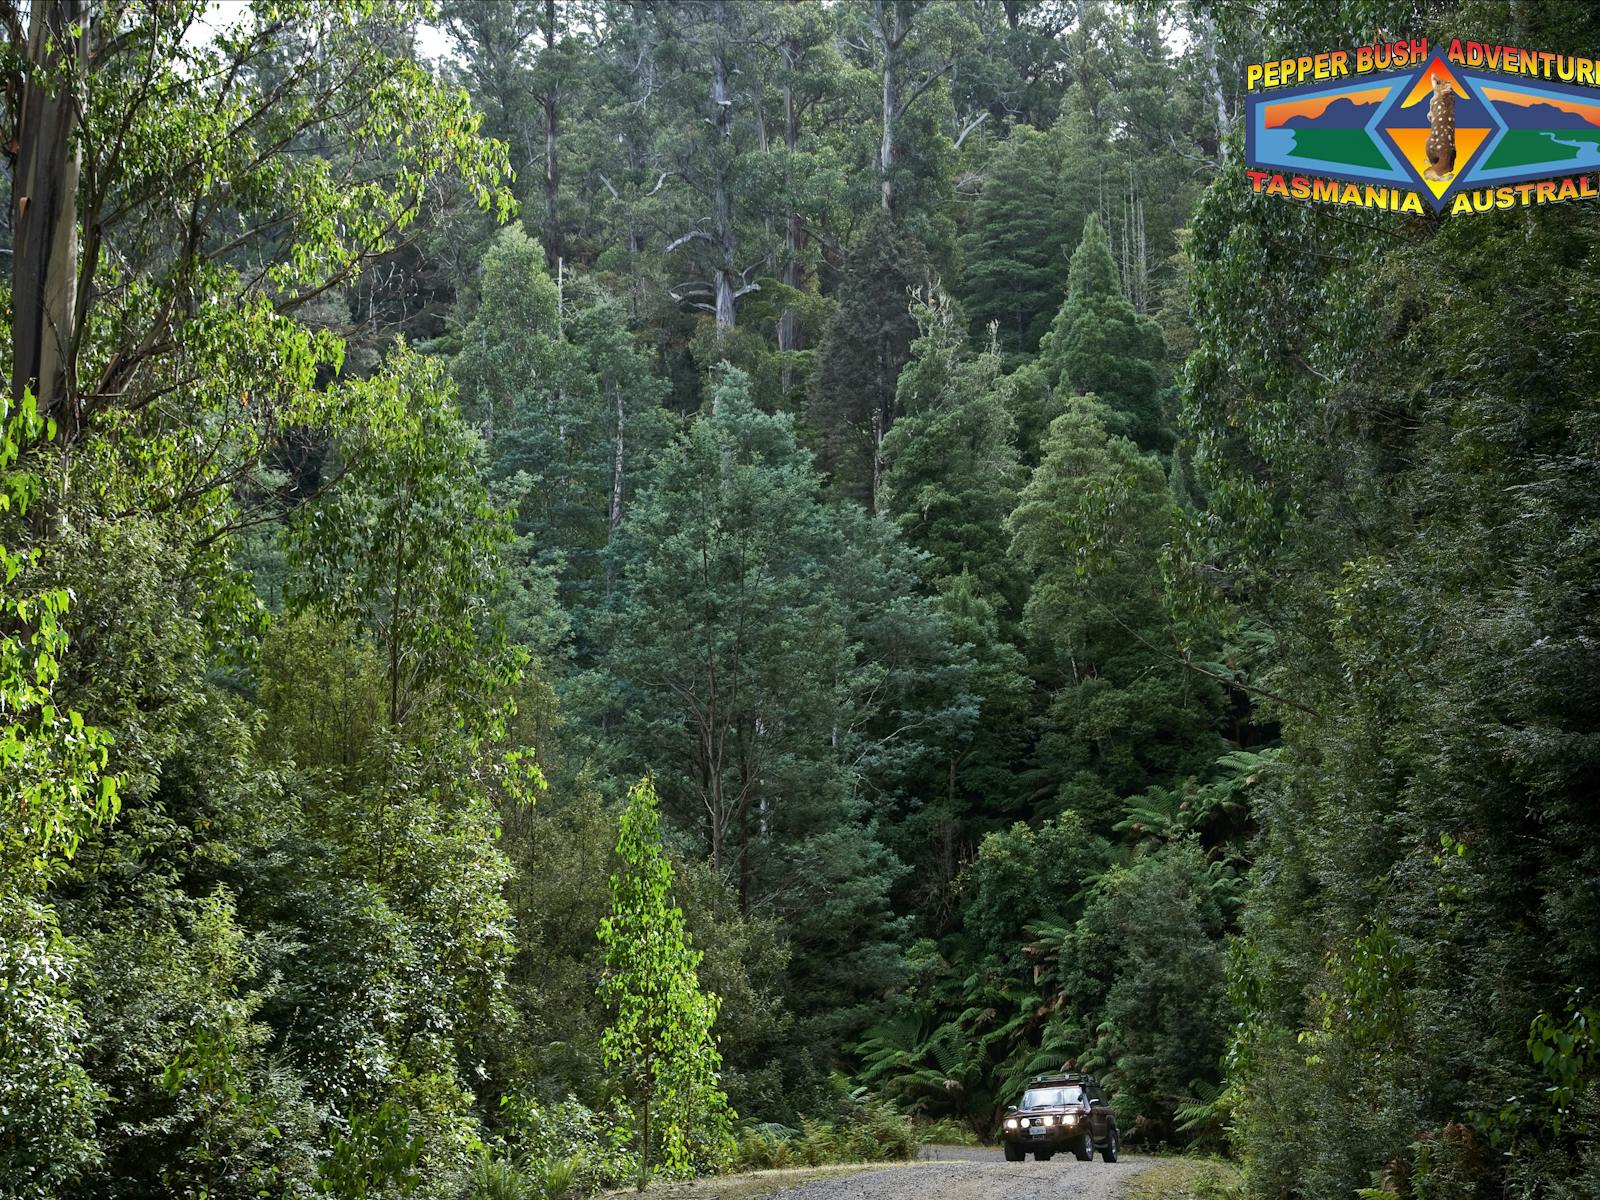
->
1043, 1114, 1055, 1126
1004, 1119, 1018, 1130
1064, 1114, 1077, 1124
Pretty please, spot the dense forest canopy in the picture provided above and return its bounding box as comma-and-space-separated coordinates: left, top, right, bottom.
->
2, 1, 1597, 1199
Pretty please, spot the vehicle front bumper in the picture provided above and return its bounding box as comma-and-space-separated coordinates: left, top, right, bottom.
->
1000, 1117, 1086, 1148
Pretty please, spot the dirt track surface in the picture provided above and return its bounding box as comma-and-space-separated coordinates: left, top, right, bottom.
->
758, 1147, 1152, 1200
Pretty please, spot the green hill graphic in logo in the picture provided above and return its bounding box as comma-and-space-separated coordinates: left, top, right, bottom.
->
1474, 87, 1600, 171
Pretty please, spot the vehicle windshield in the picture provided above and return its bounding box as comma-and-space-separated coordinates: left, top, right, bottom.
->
1020, 1086, 1084, 1109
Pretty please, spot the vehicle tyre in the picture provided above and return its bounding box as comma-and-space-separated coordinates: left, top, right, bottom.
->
1073, 1131, 1093, 1161
1003, 1142, 1025, 1162
1102, 1127, 1119, 1163
1034, 1150, 1055, 1161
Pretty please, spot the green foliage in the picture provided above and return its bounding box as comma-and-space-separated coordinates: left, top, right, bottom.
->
672, 859, 795, 1122
585, 364, 847, 858
853, 815, 1107, 1134
956, 126, 1077, 356
491, 777, 791, 1124
1000, 360, 1061, 470
582, 367, 922, 1083
317, 1102, 424, 1199
0, 394, 119, 877
491, 1092, 638, 1196
598, 780, 734, 1187
14, 4, 1593, 1199
31, 0, 515, 560
1065, 842, 1233, 1143
1180, 6, 1600, 1195
881, 288, 1024, 611
810, 216, 933, 508
462, 1157, 535, 1200
0, 396, 117, 1198
1008, 398, 1226, 831
257, 612, 389, 775
1528, 999, 1600, 1136
288, 343, 524, 733
1038, 214, 1168, 450
69, 872, 322, 1200
2, 28, 530, 1189
1120, 1156, 1245, 1200
731, 1098, 920, 1170
960, 815, 1105, 964
493, 785, 617, 1103
1504, 998, 1593, 1145
451, 229, 669, 625
0, 896, 101, 1200
4, 27, 526, 1164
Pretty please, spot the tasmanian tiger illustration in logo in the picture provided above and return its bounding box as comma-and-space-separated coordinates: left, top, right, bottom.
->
1424, 74, 1457, 180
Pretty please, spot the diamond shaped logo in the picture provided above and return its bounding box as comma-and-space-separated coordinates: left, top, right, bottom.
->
1379, 56, 1493, 204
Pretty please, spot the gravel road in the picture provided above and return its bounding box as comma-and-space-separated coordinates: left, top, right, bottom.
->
757, 1147, 1151, 1200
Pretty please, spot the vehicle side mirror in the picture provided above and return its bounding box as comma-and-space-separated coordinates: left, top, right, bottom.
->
1004, 1105, 1018, 1114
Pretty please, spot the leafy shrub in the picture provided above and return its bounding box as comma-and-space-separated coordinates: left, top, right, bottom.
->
463, 1156, 532, 1200
490, 1093, 637, 1195
1192, 1162, 1247, 1200
730, 1100, 918, 1170
461, 1152, 585, 1200
317, 1102, 425, 1199
846, 1102, 919, 1162
916, 1116, 978, 1146
1120, 1158, 1244, 1200
733, 1125, 798, 1170
0, 898, 101, 1200
526, 1155, 583, 1200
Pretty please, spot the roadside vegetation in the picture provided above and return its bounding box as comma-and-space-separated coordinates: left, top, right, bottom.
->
731, 1104, 927, 1172
1120, 1159, 1243, 1200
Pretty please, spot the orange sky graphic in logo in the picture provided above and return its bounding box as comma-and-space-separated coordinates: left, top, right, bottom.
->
1264, 87, 1390, 128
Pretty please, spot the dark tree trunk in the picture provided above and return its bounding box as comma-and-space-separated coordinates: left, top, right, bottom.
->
778, 213, 806, 352
388, 518, 406, 727
737, 748, 751, 913
637, 1093, 651, 1191
607, 381, 624, 596
871, 321, 891, 515
12, 0, 89, 433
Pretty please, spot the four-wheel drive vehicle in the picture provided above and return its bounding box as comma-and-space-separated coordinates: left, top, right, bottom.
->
998, 1072, 1120, 1163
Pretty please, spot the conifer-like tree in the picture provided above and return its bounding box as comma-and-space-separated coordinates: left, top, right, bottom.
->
288, 345, 523, 735
1007, 398, 1222, 828
881, 289, 1024, 614
956, 126, 1075, 356
594, 366, 846, 877
588, 368, 931, 1070
809, 215, 932, 511
452, 227, 592, 563
453, 227, 667, 621
598, 779, 732, 1189
1038, 213, 1167, 450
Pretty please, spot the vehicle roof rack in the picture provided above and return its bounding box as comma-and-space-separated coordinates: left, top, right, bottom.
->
1029, 1071, 1095, 1085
